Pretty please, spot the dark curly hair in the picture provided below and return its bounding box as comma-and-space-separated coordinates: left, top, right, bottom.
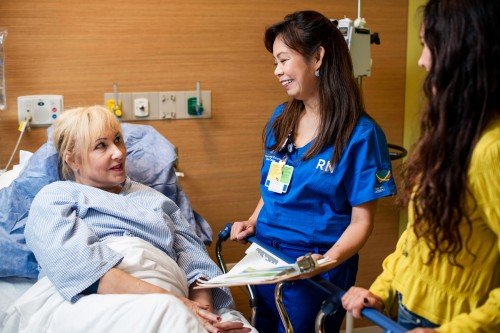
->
402, 0, 500, 265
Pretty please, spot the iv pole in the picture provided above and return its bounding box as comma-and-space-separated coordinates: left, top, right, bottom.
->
355, 0, 407, 161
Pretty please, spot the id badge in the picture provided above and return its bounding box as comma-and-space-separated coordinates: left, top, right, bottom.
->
265, 161, 294, 193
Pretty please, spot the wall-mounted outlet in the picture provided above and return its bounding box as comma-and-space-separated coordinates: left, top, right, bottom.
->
104, 92, 132, 120
17, 95, 63, 127
134, 98, 149, 117
159, 92, 177, 119
131, 93, 150, 120
185, 91, 211, 118
103, 90, 211, 121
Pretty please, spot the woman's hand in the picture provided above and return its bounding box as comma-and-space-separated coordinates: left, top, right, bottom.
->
178, 296, 223, 333
179, 297, 252, 333
214, 320, 252, 333
231, 198, 263, 244
230, 220, 256, 244
341, 286, 384, 319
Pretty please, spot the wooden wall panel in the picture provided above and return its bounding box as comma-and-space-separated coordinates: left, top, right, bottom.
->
0, 0, 407, 326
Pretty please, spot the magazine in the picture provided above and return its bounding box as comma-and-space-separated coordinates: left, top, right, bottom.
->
195, 243, 333, 289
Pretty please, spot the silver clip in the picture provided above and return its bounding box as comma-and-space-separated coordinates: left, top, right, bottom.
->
296, 253, 317, 273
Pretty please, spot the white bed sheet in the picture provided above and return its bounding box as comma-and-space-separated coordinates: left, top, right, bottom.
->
0, 278, 35, 316
1, 237, 256, 333
0, 151, 33, 190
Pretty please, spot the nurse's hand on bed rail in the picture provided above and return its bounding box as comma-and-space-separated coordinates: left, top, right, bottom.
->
231, 198, 263, 244
230, 220, 256, 244
341, 286, 385, 319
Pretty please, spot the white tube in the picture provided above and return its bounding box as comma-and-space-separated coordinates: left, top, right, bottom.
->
4, 116, 31, 171
113, 82, 119, 106
196, 81, 202, 105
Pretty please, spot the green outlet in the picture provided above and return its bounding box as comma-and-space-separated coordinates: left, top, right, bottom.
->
187, 97, 203, 116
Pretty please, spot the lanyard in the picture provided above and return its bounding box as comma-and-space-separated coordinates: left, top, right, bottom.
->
279, 131, 296, 163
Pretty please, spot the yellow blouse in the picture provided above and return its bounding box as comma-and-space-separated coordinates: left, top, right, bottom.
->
370, 118, 500, 332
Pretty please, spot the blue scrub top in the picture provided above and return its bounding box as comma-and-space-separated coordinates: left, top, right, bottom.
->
256, 104, 396, 250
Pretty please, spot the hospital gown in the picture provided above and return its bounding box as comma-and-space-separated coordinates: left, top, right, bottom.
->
24, 177, 233, 308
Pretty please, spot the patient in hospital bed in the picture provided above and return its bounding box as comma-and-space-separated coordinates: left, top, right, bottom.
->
2, 105, 254, 333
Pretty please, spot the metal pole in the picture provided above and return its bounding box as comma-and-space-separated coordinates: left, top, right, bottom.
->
275, 282, 294, 333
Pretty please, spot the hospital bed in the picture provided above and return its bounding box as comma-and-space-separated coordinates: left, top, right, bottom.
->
0, 123, 215, 329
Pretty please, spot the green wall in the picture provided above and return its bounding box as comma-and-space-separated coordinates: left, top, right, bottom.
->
400, 0, 428, 234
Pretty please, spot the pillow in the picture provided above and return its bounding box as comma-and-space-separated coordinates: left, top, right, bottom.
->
0, 151, 33, 190
0, 123, 212, 279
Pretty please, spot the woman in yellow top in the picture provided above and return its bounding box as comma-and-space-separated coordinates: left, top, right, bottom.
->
341, 0, 499, 332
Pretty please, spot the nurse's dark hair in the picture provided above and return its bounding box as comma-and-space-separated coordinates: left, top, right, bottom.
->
263, 10, 366, 165
402, 0, 500, 266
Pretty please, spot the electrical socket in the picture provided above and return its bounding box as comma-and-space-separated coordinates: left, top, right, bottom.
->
131, 93, 150, 120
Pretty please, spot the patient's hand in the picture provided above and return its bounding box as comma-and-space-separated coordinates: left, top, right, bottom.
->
214, 320, 252, 333
231, 220, 256, 244
179, 297, 251, 333
178, 296, 220, 332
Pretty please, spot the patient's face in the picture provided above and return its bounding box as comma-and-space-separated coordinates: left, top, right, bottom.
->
74, 129, 126, 193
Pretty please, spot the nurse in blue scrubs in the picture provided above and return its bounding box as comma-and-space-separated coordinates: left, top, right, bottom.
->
231, 10, 396, 333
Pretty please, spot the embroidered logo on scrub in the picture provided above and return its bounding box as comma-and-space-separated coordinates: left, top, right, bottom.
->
375, 170, 391, 183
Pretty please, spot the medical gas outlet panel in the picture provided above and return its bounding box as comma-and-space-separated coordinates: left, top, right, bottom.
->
17, 95, 63, 127
104, 90, 211, 122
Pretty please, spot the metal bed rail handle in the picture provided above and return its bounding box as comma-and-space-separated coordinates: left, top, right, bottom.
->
215, 226, 406, 333
215, 223, 258, 326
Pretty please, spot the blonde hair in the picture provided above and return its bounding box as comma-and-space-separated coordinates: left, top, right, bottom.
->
53, 105, 123, 180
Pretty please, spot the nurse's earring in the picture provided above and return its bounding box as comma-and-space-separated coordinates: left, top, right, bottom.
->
315, 69, 320, 77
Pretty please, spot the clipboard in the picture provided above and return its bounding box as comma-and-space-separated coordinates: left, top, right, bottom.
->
195, 245, 334, 289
